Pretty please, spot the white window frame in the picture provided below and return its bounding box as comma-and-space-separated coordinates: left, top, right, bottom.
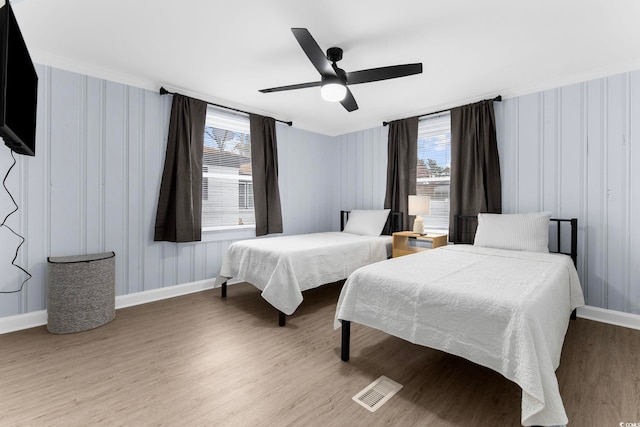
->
201, 107, 255, 233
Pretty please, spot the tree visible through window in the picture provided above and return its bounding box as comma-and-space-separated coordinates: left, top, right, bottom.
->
202, 107, 254, 229
417, 112, 451, 232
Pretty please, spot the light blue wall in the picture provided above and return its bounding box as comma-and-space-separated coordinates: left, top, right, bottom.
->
1, 65, 172, 316
278, 126, 336, 235
495, 71, 640, 315
330, 127, 389, 230
331, 71, 640, 316
0, 65, 336, 318
2, 64, 639, 319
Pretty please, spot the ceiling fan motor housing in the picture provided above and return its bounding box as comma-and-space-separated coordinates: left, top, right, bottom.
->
327, 47, 343, 63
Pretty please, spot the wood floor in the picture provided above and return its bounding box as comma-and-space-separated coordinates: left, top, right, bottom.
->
1, 282, 639, 427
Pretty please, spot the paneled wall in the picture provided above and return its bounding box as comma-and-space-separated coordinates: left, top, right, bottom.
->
278, 126, 336, 235
496, 70, 640, 314
0, 65, 335, 318
330, 70, 640, 315
0, 65, 172, 317
2, 63, 639, 319
330, 127, 389, 230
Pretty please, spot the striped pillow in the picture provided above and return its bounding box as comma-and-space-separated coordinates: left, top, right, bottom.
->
473, 212, 552, 253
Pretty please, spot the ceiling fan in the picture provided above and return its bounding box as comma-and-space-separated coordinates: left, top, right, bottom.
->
259, 28, 423, 112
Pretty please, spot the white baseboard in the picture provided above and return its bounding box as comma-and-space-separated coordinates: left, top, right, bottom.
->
4, 292, 638, 335
0, 310, 48, 334
576, 306, 640, 331
0, 279, 220, 335
115, 278, 217, 310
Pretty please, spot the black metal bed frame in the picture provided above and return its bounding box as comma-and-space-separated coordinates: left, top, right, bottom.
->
340, 215, 579, 362
452, 215, 577, 266
220, 210, 403, 327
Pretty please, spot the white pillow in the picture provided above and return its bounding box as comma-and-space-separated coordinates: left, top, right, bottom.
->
473, 212, 552, 253
342, 209, 391, 236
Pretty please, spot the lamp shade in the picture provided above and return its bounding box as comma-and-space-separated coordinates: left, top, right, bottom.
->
408, 195, 430, 215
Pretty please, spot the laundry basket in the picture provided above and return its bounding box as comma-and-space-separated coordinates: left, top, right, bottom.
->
47, 251, 116, 334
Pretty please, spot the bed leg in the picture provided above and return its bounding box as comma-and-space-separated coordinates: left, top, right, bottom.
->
279, 311, 286, 327
341, 320, 350, 362
571, 308, 577, 320
221, 281, 227, 298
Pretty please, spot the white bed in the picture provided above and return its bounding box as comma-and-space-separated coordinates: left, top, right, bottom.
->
335, 213, 585, 426
215, 210, 399, 325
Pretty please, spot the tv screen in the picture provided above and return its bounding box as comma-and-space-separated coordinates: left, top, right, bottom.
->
0, 0, 37, 157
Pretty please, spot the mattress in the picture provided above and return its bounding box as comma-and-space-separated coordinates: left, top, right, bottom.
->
215, 231, 391, 315
335, 244, 584, 426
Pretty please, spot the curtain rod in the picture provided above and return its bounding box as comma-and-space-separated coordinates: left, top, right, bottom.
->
159, 87, 293, 127
382, 95, 502, 127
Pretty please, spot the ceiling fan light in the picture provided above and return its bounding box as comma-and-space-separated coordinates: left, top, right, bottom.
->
321, 81, 347, 102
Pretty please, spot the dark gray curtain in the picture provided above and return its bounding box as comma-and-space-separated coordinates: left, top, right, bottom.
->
154, 94, 207, 242
449, 99, 502, 239
384, 117, 418, 231
250, 114, 283, 236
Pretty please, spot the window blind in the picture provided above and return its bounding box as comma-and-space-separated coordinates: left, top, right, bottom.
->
202, 107, 254, 229
417, 112, 451, 232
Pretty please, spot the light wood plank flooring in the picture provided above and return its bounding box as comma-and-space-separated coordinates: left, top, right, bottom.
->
1, 282, 639, 426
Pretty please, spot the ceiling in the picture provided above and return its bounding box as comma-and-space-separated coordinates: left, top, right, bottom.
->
11, 0, 640, 136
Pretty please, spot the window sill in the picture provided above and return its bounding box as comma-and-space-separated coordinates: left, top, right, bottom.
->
203, 224, 255, 232
200, 225, 256, 243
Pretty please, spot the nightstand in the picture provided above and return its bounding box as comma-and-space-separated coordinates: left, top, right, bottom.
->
392, 231, 448, 258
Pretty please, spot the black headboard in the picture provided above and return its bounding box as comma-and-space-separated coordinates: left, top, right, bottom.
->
452, 215, 578, 267
340, 210, 403, 236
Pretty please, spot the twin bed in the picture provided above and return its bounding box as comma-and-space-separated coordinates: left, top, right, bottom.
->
335, 212, 584, 426
214, 209, 402, 326
215, 210, 584, 426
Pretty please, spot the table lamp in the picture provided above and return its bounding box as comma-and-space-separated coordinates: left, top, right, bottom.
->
408, 195, 430, 234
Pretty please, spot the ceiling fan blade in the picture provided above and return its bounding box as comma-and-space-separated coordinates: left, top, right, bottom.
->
346, 63, 423, 85
291, 28, 336, 77
259, 81, 322, 93
340, 87, 358, 112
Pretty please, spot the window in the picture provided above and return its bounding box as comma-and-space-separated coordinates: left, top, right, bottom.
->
202, 107, 254, 230
416, 112, 451, 232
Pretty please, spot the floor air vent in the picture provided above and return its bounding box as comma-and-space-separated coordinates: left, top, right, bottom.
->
352, 375, 403, 412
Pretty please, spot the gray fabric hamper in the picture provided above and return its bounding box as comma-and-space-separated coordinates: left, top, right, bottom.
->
47, 252, 116, 334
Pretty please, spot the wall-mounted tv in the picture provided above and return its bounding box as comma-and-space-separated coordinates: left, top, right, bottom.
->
0, 0, 37, 157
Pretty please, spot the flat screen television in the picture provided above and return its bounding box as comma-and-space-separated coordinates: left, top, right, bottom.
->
0, 0, 37, 157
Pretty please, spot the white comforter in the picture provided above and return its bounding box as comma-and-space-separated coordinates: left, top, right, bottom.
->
215, 232, 390, 315
335, 244, 585, 426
